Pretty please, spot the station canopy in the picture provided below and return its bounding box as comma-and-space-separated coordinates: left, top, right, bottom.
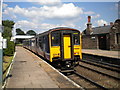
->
11, 35, 34, 42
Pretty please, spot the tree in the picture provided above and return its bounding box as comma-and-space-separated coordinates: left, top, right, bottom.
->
2, 20, 15, 29
3, 41, 15, 56
26, 30, 36, 35
16, 28, 25, 35
2, 20, 15, 38
2, 27, 12, 39
2, 20, 15, 56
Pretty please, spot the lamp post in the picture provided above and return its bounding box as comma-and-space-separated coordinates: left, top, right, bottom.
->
0, 0, 3, 89
0, 26, 3, 90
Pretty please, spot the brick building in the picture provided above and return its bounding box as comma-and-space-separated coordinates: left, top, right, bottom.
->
82, 16, 120, 51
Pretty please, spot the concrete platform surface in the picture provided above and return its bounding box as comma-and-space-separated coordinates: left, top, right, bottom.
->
82, 49, 120, 59
6, 47, 80, 88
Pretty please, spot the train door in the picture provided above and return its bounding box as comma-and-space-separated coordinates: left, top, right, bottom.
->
63, 35, 72, 59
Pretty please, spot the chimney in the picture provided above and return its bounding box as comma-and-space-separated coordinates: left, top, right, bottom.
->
88, 16, 91, 23
86, 16, 93, 35
110, 22, 113, 26
104, 24, 106, 26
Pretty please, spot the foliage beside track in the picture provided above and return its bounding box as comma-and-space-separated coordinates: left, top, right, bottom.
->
3, 40, 15, 56
3, 56, 13, 80
2, 20, 15, 81
2, 20, 15, 56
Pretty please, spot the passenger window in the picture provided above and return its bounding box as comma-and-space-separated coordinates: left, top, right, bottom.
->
31, 40, 35, 46
39, 37, 43, 49
74, 34, 80, 45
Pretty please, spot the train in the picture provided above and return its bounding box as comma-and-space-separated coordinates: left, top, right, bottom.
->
23, 27, 82, 71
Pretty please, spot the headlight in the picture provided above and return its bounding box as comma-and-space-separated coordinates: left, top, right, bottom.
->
74, 52, 79, 55
53, 53, 60, 57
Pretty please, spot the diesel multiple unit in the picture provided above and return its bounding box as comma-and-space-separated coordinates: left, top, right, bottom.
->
23, 27, 82, 70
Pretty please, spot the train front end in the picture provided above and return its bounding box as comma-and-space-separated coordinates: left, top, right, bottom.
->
49, 28, 82, 70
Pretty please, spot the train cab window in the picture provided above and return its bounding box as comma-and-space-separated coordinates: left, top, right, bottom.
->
73, 34, 80, 45
51, 32, 60, 46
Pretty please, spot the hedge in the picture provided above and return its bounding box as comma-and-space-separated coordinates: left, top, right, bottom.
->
3, 40, 15, 56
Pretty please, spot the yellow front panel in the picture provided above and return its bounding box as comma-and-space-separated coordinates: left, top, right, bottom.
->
74, 45, 80, 55
63, 35, 71, 59
51, 46, 60, 62
74, 45, 81, 58
73, 35, 82, 60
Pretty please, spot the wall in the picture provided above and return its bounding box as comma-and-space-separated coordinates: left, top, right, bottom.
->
82, 35, 98, 49
109, 25, 120, 51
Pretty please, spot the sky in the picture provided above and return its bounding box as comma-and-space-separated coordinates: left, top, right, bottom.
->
1, 0, 120, 35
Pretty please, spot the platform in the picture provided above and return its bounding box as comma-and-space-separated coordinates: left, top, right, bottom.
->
82, 49, 120, 59
6, 46, 81, 88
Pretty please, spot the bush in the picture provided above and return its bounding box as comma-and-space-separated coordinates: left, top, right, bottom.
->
3, 40, 15, 56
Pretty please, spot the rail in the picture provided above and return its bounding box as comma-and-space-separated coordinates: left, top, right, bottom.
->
86, 59, 120, 68
82, 53, 120, 66
80, 60, 120, 73
79, 64, 120, 80
73, 71, 108, 90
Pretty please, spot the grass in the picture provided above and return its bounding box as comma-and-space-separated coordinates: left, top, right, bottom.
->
3, 56, 13, 80
16, 44, 23, 46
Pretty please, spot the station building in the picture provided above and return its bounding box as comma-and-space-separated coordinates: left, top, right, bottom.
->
82, 16, 120, 51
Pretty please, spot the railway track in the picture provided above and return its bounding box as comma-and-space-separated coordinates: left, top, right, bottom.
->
79, 60, 120, 80
73, 71, 108, 89
82, 59, 120, 69
66, 67, 119, 89
70, 60, 120, 89
79, 64, 120, 80
67, 71, 108, 89
82, 53, 120, 66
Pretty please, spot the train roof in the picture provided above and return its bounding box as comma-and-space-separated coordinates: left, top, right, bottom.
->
36, 27, 80, 36
24, 27, 81, 40
49, 27, 80, 31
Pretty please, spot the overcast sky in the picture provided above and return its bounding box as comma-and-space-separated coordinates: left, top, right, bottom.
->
2, 0, 119, 35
